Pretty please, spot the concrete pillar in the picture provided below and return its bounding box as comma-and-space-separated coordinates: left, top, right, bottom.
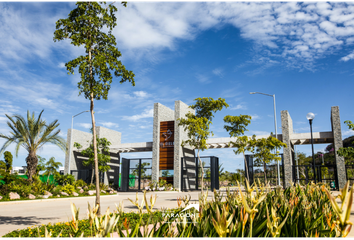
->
281, 110, 294, 188
152, 103, 174, 183
331, 106, 346, 189
174, 100, 195, 191
64, 129, 92, 174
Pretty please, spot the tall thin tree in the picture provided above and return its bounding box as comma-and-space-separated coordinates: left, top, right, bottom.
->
54, 2, 135, 215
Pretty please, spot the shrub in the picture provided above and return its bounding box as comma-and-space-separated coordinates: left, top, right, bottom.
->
8, 182, 32, 197
73, 179, 87, 188
55, 174, 75, 186
61, 184, 76, 195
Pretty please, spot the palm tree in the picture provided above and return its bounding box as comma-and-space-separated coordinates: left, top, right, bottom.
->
0, 110, 66, 181
44, 157, 63, 184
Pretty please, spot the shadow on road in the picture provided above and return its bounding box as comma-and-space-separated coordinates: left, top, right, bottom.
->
0, 216, 58, 226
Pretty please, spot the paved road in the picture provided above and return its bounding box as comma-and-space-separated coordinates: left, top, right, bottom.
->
1, 189, 354, 237
0, 191, 207, 236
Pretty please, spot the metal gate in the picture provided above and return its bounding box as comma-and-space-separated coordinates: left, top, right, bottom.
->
245, 154, 284, 186
181, 156, 219, 191
70, 169, 104, 184
292, 165, 338, 190
120, 158, 152, 192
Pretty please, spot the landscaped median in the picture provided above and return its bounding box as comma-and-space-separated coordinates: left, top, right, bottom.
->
0, 172, 118, 202
3, 181, 354, 237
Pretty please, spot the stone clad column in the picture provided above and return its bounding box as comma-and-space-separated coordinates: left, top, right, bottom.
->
152, 103, 174, 183
331, 106, 346, 189
174, 101, 195, 191
64, 129, 92, 174
281, 110, 293, 188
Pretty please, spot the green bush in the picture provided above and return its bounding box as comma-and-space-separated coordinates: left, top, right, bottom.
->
8, 182, 32, 197
61, 184, 76, 195
73, 179, 87, 188
55, 174, 75, 186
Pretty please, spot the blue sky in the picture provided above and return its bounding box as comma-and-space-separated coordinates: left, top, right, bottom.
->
0, 2, 354, 172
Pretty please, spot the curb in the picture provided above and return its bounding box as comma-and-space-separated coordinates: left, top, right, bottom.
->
0, 193, 119, 205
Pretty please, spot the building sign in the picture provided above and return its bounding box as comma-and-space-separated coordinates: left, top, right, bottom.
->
159, 121, 174, 171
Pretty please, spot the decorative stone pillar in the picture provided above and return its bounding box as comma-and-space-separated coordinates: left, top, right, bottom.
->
281, 110, 293, 188
331, 106, 346, 190
152, 103, 174, 183
174, 100, 195, 191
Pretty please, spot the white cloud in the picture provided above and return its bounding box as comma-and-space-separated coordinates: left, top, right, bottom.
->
340, 50, 354, 61
99, 122, 119, 129
77, 123, 92, 129
230, 103, 247, 110
133, 91, 148, 98
58, 62, 66, 68
195, 73, 210, 84
122, 108, 154, 122
250, 114, 260, 120
249, 130, 272, 136
3, 2, 354, 73
212, 68, 223, 77
343, 130, 354, 136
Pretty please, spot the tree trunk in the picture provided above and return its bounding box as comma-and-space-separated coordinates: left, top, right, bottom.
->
26, 151, 38, 181
263, 161, 267, 184
91, 166, 94, 184
243, 152, 249, 182
197, 150, 204, 195
91, 93, 100, 216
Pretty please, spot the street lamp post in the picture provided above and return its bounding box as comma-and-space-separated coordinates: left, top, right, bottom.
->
306, 112, 316, 184
250, 92, 281, 186
68, 110, 89, 175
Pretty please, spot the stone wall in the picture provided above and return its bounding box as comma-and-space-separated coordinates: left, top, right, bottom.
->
152, 103, 175, 182
331, 106, 346, 189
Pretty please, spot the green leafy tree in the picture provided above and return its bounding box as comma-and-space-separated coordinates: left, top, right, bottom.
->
36, 155, 47, 175
74, 137, 111, 184
44, 157, 63, 184
0, 160, 6, 174
178, 97, 228, 194
161, 170, 171, 178
0, 110, 66, 181
338, 121, 354, 161
251, 136, 287, 183
132, 162, 151, 178
224, 114, 254, 181
54, 1, 135, 216
4, 151, 13, 174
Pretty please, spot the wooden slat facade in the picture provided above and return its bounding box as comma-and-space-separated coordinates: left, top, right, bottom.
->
159, 121, 174, 171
